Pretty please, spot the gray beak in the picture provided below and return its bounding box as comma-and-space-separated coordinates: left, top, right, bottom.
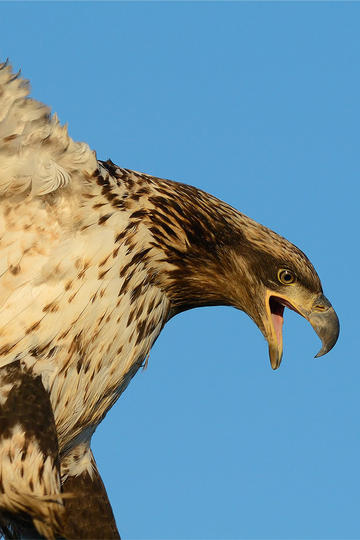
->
308, 294, 340, 358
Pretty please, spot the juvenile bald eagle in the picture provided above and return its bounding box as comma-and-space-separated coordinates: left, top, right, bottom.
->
0, 61, 339, 539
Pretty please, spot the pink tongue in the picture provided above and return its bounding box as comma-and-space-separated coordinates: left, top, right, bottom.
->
271, 311, 284, 345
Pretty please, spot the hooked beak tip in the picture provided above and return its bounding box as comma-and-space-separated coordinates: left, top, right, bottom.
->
309, 298, 340, 358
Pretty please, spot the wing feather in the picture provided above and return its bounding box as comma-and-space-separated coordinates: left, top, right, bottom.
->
0, 360, 63, 539
0, 61, 97, 197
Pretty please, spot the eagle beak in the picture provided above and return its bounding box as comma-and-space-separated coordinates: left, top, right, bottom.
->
308, 295, 340, 358
265, 292, 339, 370
266, 294, 286, 370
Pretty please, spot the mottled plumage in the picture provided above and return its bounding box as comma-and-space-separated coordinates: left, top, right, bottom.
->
0, 61, 339, 539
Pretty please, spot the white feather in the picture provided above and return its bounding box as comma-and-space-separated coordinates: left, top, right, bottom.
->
0, 61, 97, 197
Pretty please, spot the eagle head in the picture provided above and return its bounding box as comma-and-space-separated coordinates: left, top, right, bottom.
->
154, 181, 339, 369
227, 225, 339, 369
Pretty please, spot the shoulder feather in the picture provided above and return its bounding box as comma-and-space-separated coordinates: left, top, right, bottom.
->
0, 60, 98, 197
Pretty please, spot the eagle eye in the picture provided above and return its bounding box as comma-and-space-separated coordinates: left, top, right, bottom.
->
278, 269, 295, 285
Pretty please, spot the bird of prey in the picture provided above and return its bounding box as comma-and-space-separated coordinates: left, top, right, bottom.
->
0, 60, 339, 539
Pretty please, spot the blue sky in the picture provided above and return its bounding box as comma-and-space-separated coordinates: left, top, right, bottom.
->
1, 2, 358, 539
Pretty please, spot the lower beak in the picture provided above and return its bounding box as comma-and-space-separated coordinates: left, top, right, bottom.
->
268, 341, 283, 370
266, 292, 339, 370
267, 296, 285, 369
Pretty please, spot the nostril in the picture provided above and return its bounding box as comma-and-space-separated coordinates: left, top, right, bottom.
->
313, 304, 327, 312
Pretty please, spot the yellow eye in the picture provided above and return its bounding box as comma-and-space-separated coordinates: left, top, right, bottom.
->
278, 269, 295, 285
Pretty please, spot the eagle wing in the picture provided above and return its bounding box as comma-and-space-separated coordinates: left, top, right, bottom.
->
0, 360, 62, 539
0, 60, 97, 197
61, 450, 120, 539
0, 61, 121, 538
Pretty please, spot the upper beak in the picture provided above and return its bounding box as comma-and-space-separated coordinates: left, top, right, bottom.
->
265, 292, 339, 370
308, 295, 340, 358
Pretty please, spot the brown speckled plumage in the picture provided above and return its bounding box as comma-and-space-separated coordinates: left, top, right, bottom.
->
0, 61, 339, 539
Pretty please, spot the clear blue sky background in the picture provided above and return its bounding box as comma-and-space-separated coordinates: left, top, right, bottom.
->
1, 2, 358, 539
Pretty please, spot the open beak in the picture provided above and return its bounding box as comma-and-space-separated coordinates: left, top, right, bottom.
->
265, 291, 339, 370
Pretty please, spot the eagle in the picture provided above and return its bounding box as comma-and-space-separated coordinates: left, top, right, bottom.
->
0, 60, 339, 539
